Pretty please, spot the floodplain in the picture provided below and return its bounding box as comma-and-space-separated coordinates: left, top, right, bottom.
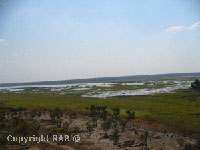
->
0, 77, 200, 150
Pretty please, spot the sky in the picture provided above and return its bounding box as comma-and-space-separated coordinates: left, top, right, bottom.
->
0, 0, 200, 83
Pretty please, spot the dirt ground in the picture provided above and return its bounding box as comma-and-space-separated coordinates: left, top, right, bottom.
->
0, 107, 198, 150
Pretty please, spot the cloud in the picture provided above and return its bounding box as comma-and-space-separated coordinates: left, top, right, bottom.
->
189, 21, 200, 30
166, 26, 185, 32
0, 38, 7, 45
166, 21, 200, 32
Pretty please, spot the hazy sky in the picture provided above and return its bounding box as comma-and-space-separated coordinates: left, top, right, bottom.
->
0, 0, 200, 83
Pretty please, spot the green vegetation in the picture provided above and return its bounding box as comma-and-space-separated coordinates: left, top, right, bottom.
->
112, 128, 120, 145
11, 118, 40, 136
0, 88, 200, 139
126, 110, 135, 121
176, 138, 194, 150
177, 138, 185, 150
184, 143, 194, 150
0, 102, 6, 129
140, 130, 149, 150
191, 79, 200, 89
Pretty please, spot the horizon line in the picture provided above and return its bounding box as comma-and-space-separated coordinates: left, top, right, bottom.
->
0, 71, 200, 85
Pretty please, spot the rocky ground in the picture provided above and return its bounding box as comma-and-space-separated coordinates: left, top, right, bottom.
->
0, 107, 198, 150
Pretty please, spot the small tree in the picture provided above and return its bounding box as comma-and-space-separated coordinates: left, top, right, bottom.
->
92, 117, 98, 128
177, 138, 185, 150
72, 112, 76, 119
86, 122, 94, 135
73, 126, 80, 134
55, 108, 61, 119
50, 112, 56, 124
113, 121, 118, 130
0, 102, 6, 128
113, 128, 120, 145
112, 108, 120, 120
101, 119, 112, 139
56, 119, 61, 128
89, 105, 96, 117
126, 110, 135, 121
184, 143, 193, 150
102, 110, 108, 121
62, 122, 69, 134
191, 79, 200, 89
37, 111, 41, 117
140, 130, 149, 150
30, 110, 36, 119
12, 118, 40, 136
120, 119, 127, 132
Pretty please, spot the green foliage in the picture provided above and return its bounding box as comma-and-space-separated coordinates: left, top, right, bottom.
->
113, 128, 120, 144
102, 118, 112, 131
177, 138, 185, 150
37, 111, 41, 117
61, 121, 69, 134
50, 112, 56, 123
140, 130, 149, 143
86, 122, 94, 134
126, 110, 135, 120
184, 143, 193, 150
72, 126, 80, 134
140, 130, 149, 150
0, 135, 7, 145
191, 79, 200, 89
50, 108, 62, 124
92, 117, 98, 128
0, 102, 5, 125
12, 118, 40, 136
120, 119, 127, 132
88, 105, 108, 118
30, 110, 36, 118
56, 119, 61, 128
112, 108, 120, 120
101, 118, 112, 138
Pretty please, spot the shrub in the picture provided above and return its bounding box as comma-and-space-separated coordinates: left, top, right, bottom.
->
12, 118, 40, 136
191, 79, 200, 89
0, 103, 6, 128
86, 122, 94, 135
120, 119, 128, 132
126, 110, 135, 120
73, 126, 80, 134
140, 130, 149, 150
177, 138, 185, 150
113, 128, 119, 145
184, 143, 193, 150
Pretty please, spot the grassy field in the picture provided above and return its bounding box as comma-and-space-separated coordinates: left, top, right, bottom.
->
90, 84, 166, 91
0, 88, 200, 139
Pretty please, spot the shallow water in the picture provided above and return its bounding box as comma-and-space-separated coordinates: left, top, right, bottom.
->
0, 83, 116, 92
0, 80, 193, 97
81, 81, 192, 98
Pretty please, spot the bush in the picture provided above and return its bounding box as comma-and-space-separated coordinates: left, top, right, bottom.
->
0, 104, 6, 128
177, 138, 185, 150
113, 128, 119, 145
184, 143, 193, 150
12, 118, 40, 136
191, 79, 200, 89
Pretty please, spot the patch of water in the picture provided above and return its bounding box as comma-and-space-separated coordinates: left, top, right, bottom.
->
73, 87, 91, 91
82, 83, 191, 98
0, 83, 116, 93
122, 83, 144, 86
